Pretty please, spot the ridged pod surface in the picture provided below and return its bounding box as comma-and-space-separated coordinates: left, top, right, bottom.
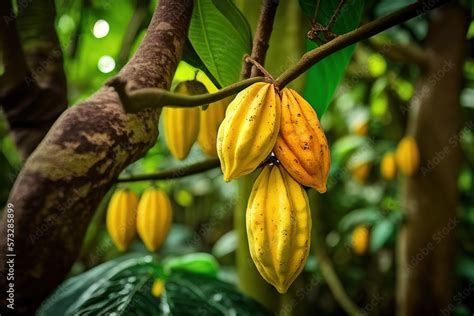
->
163, 81, 208, 160
137, 188, 173, 252
106, 189, 138, 252
395, 136, 420, 176
246, 164, 311, 293
197, 97, 230, 157
352, 225, 369, 255
381, 152, 397, 180
217, 82, 281, 181
273, 88, 330, 193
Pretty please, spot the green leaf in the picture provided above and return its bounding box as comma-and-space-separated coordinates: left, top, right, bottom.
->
182, 39, 222, 88
37, 253, 149, 316
163, 271, 271, 315
211, 0, 252, 48
331, 135, 369, 166
370, 218, 395, 252
164, 253, 219, 277
66, 256, 160, 316
299, 0, 364, 116
189, 0, 251, 87
212, 230, 237, 258
339, 207, 382, 232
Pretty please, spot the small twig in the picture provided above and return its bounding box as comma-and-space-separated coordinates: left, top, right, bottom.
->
108, 76, 265, 113
327, 0, 345, 30
245, 56, 274, 81
240, 0, 279, 79
116, 158, 220, 183
277, 0, 449, 88
313, 202, 366, 316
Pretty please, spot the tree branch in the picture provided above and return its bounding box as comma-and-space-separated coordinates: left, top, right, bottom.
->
0, 1, 194, 314
0, 0, 68, 160
240, 0, 280, 79
275, 0, 450, 88
117, 158, 220, 183
108, 76, 265, 113
117, 0, 151, 68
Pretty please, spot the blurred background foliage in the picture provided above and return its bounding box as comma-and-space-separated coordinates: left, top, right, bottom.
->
1, 0, 474, 315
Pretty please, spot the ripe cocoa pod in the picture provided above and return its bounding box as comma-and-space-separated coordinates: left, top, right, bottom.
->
163, 80, 208, 160
353, 121, 369, 136
273, 88, 330, 193
351, 224, 369, 255
246, 164, 311, 293
380, 152, 397, 180
137, 187, 173, 252
106, 189, 138, 252
350, 162, 371, 183
217, 82, 281, 181
395, 136, 420, 176
197, 97, 230, 157
151, 279, 165, 297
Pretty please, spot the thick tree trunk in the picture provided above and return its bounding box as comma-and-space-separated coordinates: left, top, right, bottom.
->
0, 0, 193, 314
0, 0, 68, 160
396, 5, 468, 315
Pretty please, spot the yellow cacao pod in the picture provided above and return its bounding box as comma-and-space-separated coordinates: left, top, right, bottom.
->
380, 152, 397, 180
197, 97, 230, 157
351, 224, 369, 255
247, 164, 311, 293
163, 81, 207, 160
273, 88, 330, 193
351, 162, 371, 183
395, 136, 420, 176
137, 188, 173, 252
106, 189, 138, 252
353, 121, 369, 136
217, 82, 281, 181
151, 279, 165, 297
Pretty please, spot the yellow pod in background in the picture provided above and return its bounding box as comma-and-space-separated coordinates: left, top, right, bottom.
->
274, 88, 330, 193
381, 152, 397, 180
217, 82, 281, 182
352, 224, 369, 255
246, 164, 311, 293
395, 136, 420, 176
163, 81, 207, 160
198, 97, 230, 157
137, 188, 173, 252
106, 189, 138, 252
351, 162, 372, 184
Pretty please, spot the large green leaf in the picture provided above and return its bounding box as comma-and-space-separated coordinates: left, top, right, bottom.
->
36, 254, 149, 316
299, 0, 364, 116
189, 0, 251, 87
66, 256, 160, 315
163, 271, 271, 315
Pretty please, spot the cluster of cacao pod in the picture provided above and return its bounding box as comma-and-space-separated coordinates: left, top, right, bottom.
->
106, 187, 173, 252
163, 80, 229, 160
379, 136, 420, 180
351, 224, 369, 255
216, 82, 330, 293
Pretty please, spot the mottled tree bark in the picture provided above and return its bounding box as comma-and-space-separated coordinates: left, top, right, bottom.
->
0, 0, 68, 160
396, 5, 468, 315
0, 0, 193, 314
